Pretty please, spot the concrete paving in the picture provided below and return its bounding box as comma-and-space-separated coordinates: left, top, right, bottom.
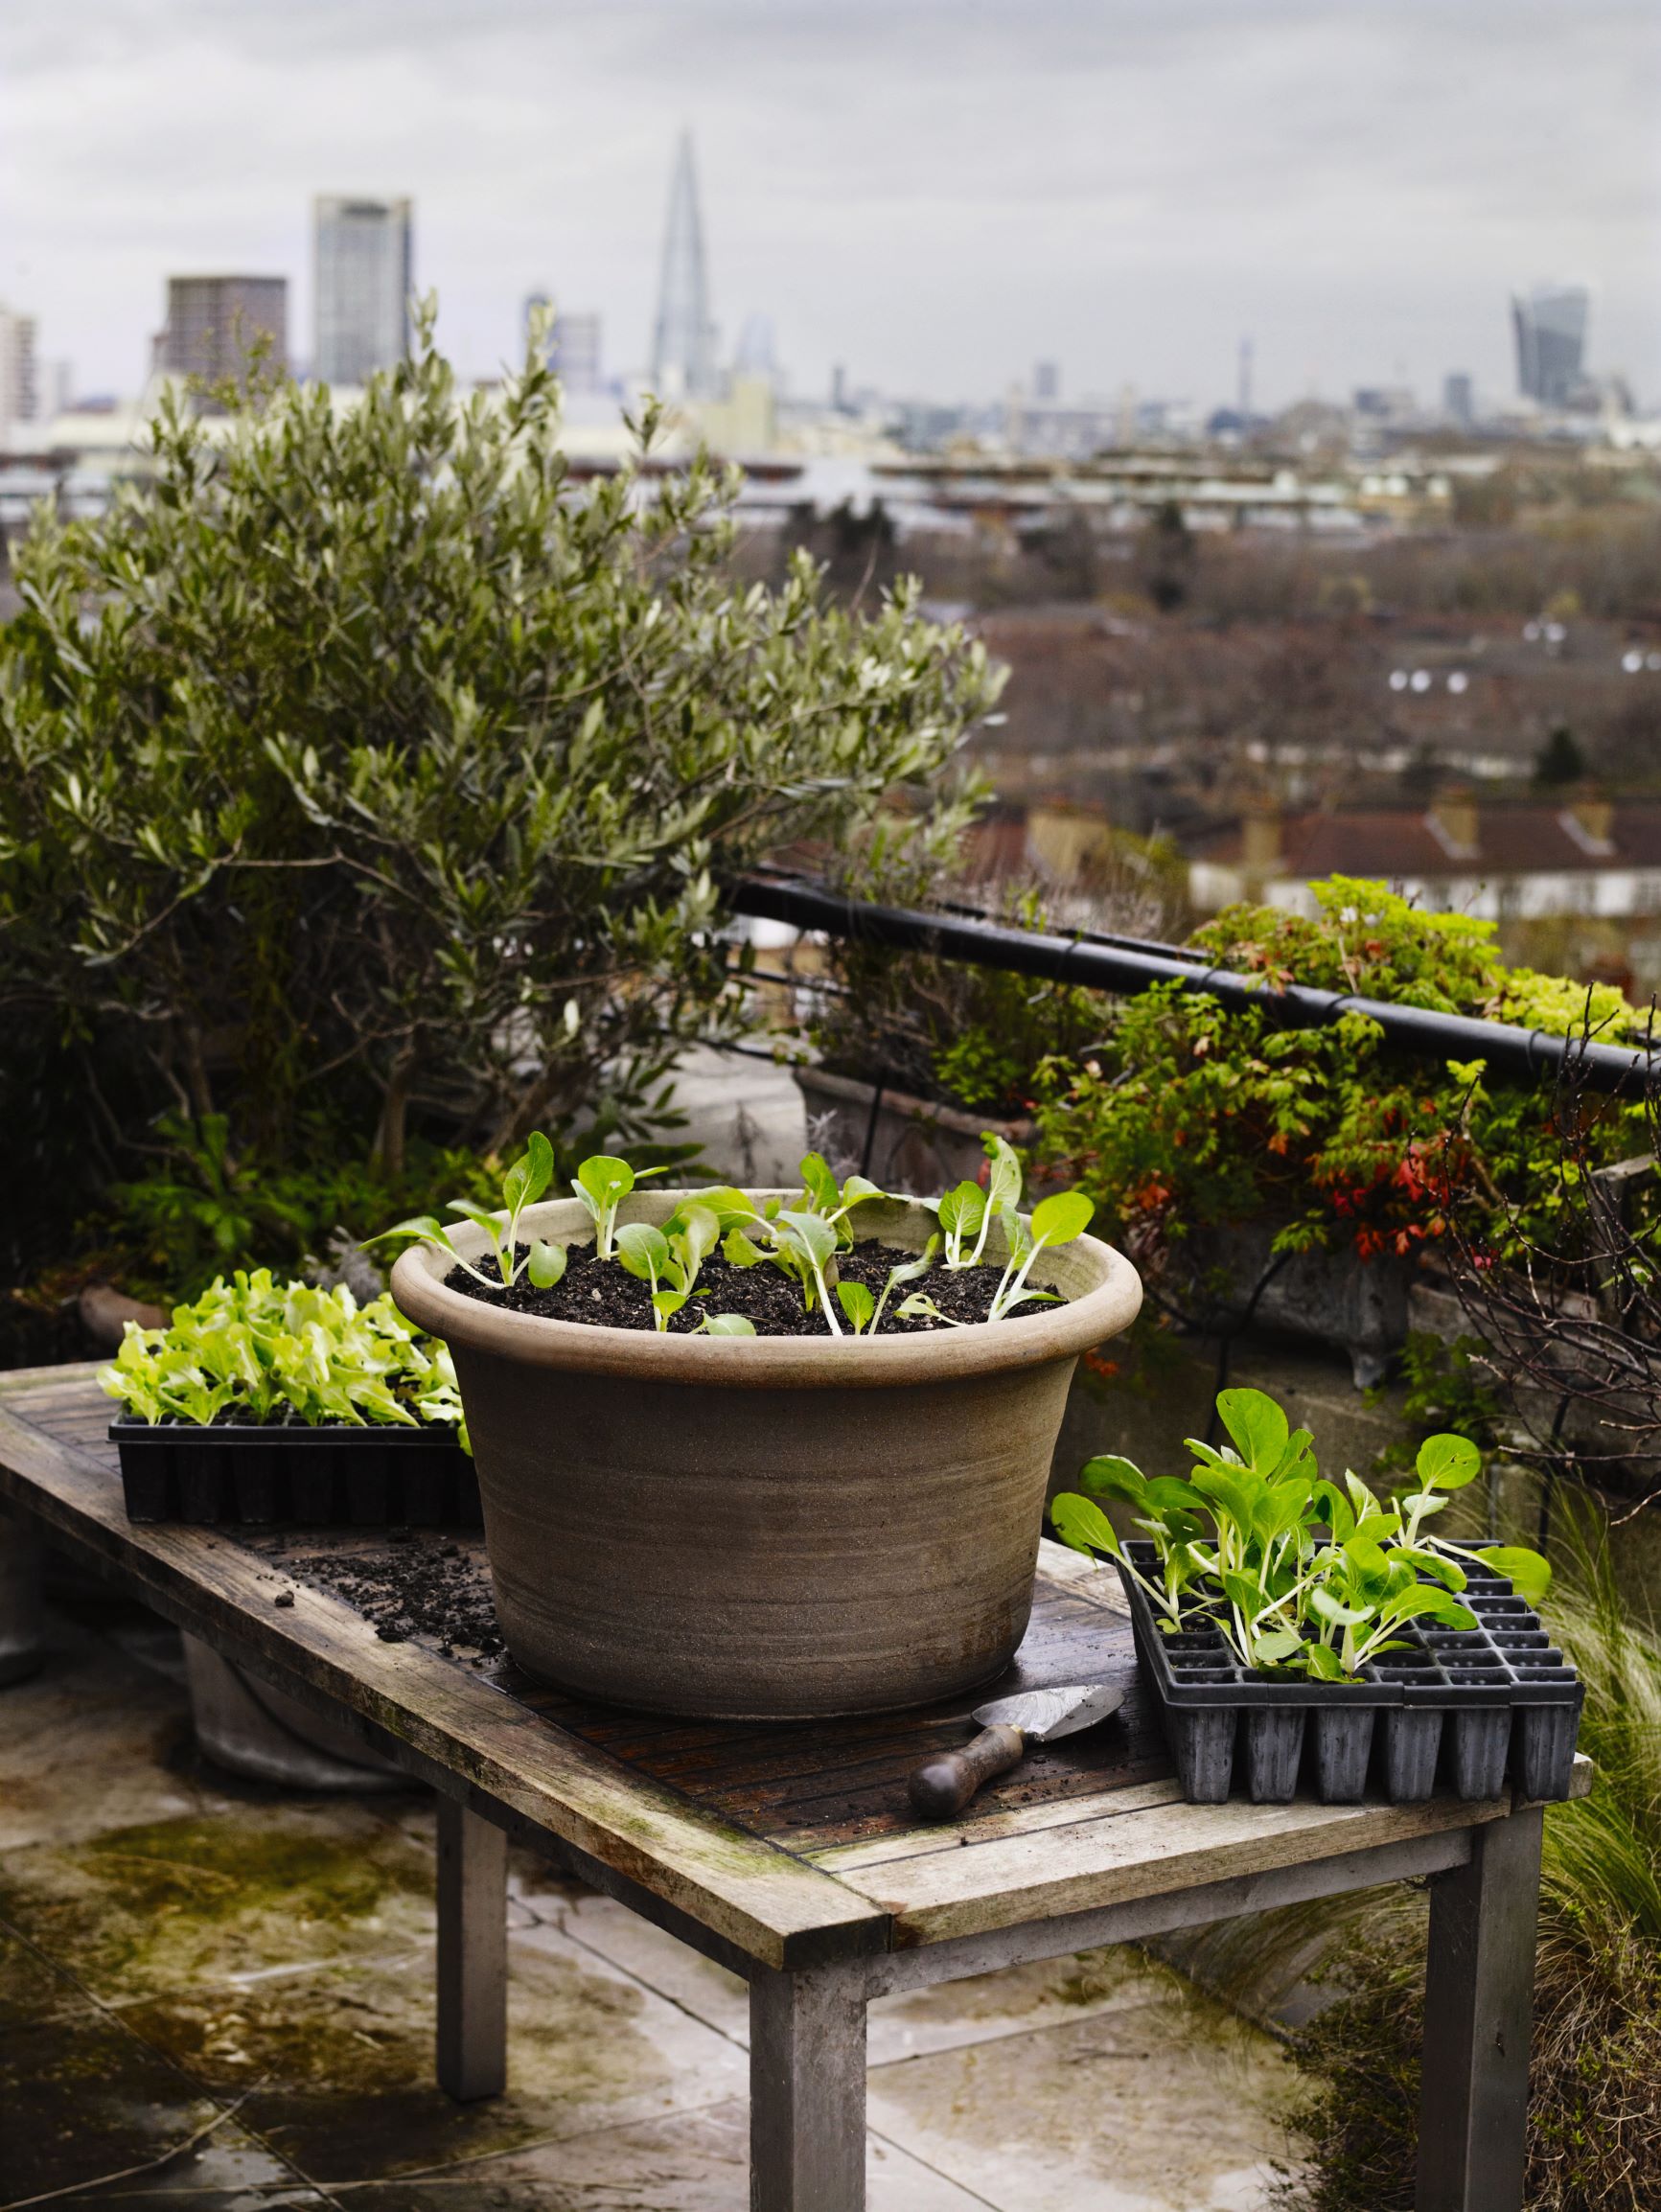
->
0, 1595, 1300, 2211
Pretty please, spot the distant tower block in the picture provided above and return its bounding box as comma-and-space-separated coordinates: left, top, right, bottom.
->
312, 196, 413, 386
1511, 285, 1589, 406
1237, 335, 1254, 419
650, 132, 716, 400
1033, 360, 1060, 403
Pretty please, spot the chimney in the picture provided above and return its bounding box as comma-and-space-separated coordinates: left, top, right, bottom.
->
1562, 786, 1615, 854
1241, 799, 1281, 873
1427, 786, 1479, 861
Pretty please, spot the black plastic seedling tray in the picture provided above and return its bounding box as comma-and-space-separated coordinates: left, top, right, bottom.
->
110, 1417, 481, 1528
1119, 1540, 1582, 1807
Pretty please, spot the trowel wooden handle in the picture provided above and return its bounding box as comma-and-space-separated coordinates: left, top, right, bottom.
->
907, 1723, 1026, 1821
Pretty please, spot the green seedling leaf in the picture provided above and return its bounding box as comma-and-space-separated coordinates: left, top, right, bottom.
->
1380, 1585, 1479, 1632
1391, 1546, 1465, 1592
700, 1187, 762, 1228
651, 1290, 688, 1329
1309, 1587, 1372, 1628
523, 1130, 555, 1205
797, 1152, 839, 1212
1303, 1643, 1347, 1681
1050, 1491, 1121, 1558
836, 1280, 876, 1334
724, 1229, 765, 1267
360, 1213, 455, 1253
577, 1154, 634, 1208
1078, 1454, 1147, 1502
778, 1210, 840, 1269
701, 1313, 756, 1336
615, 1222, 670, 1279
938, 1182, 985, 1234
447, 1198, 509, 1237
1252, 1627, 1305, 1665
839, 1176, 888, 1210
1216, 1387, 1290, 1471
1417, 1432, 1482, 1490
670, 1203, 722, 1272
983, 1133, 1023, 1213
896, 1292, 963, 1326
1480, 1546, 1552, 1606
1029, 1189, 1095, 1247
527, 1240, 566, 1289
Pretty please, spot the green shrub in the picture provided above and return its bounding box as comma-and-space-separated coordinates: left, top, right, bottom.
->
1033, 877, 1647, 1275
0, 308, 994, 1266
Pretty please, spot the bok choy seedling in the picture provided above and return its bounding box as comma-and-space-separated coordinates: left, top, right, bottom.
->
1049, 1386, 1551, 1680
365, 1132, 566, 1289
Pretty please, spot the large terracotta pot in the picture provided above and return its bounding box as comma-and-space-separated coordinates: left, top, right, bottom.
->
392, 1191, 1141, 1719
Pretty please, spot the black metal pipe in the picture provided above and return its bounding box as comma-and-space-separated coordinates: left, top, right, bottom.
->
729, 875, 1658, 1096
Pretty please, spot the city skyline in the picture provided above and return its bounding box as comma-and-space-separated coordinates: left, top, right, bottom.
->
2, 1, 1656, 409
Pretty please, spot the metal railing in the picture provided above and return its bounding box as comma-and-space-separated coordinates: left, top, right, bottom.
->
730, 874, 1658, 1098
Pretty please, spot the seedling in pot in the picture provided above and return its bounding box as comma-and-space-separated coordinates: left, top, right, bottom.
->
366, 1132, 566, 1290
901, 1187, 1095, 1328
616, 1202, 732, 1332
835, 1243, 940, 1335
571, 1153, 671, 1259
929, 1135, 1023, 1273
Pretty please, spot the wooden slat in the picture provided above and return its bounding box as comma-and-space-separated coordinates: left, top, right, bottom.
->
0, 1385, 886, 1971
833, 1787, 1516, 1947
807, 1776, 1188, 1873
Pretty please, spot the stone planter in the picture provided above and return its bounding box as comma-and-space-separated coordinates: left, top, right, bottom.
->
1173, 1224, 1415, 1390
392, 1190, 1141, 1719
792, 1065, 1032, 1199
182, 1636, 407, 1791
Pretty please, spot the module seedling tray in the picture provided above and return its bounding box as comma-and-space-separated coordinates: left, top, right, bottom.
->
110, 1417, 481, 1529
1119, 1540, 1582, 1807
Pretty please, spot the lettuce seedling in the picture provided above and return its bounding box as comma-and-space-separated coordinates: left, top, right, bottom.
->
99, 1268, 465, 1439
366, 1132, 565, 1290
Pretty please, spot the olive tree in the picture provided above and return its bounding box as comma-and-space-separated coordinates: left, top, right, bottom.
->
0, 311, 995, 1180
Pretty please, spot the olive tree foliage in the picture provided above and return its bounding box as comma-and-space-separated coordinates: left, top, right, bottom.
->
0, 311, 997, 1178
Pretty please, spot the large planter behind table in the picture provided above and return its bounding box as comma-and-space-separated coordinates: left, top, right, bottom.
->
793, 1066, 1032, 1197
1180, 1223, 1414, 1390
393, 1191, 1141, 1719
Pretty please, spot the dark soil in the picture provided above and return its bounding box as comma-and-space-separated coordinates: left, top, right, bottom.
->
444, 1238, 1043, 1335
292, 1532, 504, 1663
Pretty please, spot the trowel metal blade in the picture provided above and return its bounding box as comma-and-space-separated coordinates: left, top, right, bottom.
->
972, 1681, 1124, 1742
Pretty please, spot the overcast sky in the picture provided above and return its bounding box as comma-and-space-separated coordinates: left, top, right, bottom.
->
4, 0, 1656, 412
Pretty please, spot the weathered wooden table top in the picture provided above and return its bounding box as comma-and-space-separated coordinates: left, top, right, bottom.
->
0, 1365, 1534, 1970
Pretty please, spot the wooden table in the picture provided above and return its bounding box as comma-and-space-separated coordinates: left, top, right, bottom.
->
0, 1365, 1568, 2212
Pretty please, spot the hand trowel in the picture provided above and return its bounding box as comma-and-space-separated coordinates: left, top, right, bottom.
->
906, 1681, 1125, 1822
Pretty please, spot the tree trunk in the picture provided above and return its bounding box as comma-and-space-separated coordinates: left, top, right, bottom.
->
371, 1049, 418, 1182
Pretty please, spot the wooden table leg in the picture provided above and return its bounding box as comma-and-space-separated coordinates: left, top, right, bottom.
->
436, 1797, 508, 2101
1416, 1806, 1544, 2212
750, 1959, 868, 2212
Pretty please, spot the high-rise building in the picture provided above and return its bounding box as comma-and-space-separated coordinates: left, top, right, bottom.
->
1442, 373, 1475, 427
649, 133, 715, 400
312, 196, 413, 387
557, 312, 603, 394
1033, 360, 1060, 403
1511, 284, 1589, 407
161, 276, 288, 387
0, 305, 37, 433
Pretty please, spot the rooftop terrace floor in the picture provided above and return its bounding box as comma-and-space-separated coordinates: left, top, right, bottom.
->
2, 1586, 1299, 2212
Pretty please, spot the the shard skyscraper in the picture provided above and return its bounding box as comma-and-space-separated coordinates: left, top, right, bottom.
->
650, 132, 716, 400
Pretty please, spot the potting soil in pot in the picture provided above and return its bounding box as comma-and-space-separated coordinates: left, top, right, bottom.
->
444, 1238, 1036, 1333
